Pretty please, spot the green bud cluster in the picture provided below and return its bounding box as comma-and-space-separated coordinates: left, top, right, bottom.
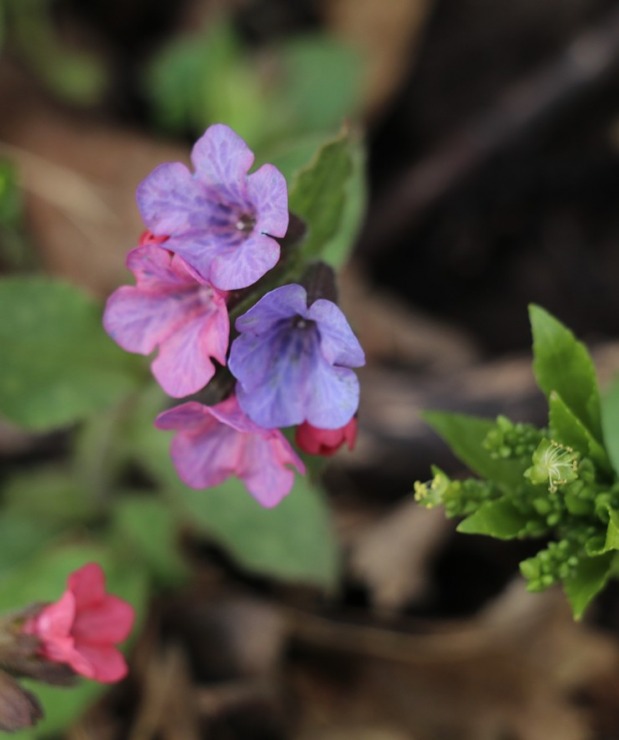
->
414, 467, 498, 518
483, 416, 544, 461
520, 538, 582, 591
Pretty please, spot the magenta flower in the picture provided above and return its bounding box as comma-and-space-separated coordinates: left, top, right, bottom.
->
136, 124, 288, 290
228, 284, 365, 430
103, 244, 229, 398
24, 563, 134, 684
155, 395, 305, 507
295, 417, 358, 457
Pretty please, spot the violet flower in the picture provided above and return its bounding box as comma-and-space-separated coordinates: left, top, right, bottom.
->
229, 284, 365, 429
136, 124, 288, 290
155, 395, 305, 507
103, 244, 229, 398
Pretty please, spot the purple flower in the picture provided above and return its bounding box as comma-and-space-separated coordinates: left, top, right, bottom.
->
103, 244, 229, 398
155, 395, 305, 507
136, 124, 288, 291
228, 284, 365, 429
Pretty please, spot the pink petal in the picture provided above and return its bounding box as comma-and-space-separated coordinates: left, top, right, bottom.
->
247, 164, 289, 238
240, 433, 304, 507
191, 124, 255, 187
72, 644, 129, 683
73, 596, 135, 644
152, 314, 221, 397
127, 246, 198, 291
68, 563, 106, 610
31, 591, 76, 641
103, 285, 186, 355
169, 420, 244, 489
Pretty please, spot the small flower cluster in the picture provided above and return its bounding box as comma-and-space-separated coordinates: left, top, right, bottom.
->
104, 124, 365, 506
0, 564, 133, 731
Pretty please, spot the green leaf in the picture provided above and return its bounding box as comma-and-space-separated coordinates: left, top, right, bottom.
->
111, 496, 188, 588
563, 552, 613, 620
3, 466, 96, 528
0, 514, 57, 577
275, 35, 362, 134
603, 508, 619, 552
529, 304, 602, 440
601, 374, 619, 475
178, 476, 340, 589
288, 128, 363, 267
457, 498, 530, 539
548, 391, 609, 471
423, 411, 528, 492
0, 277, 142, 430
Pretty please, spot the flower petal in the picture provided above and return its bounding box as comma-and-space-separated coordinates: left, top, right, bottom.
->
136, 162, 210, 236
72, 644, 128, 683
240, 433, 302, 507
234, 284, 307, 334
305, 362, 359, 429
73, 596, 134, 644
247, 164, 289, 238
152, 308, 228, 397
68, 563, 106, 610
191, 124, 255, 188
307, 299, 365, 367
208, 232, 280, 290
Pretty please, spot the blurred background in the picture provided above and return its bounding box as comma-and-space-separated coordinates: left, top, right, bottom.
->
4, 0, 619, 738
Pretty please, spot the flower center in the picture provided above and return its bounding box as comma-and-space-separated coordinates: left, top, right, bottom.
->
235, 212, 256, 235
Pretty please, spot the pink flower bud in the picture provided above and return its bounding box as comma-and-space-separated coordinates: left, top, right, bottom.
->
295, 417, 358, 457
24, 563, 134, 684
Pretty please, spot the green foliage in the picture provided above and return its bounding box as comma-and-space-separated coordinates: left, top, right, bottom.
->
144, 19, 362, 153
288, 128, 366, 269
601, 375, 619, 474
416, 307, 619, 618
529, 304, 602, 440
0, 277, 143, 430
456, 499, 532, 539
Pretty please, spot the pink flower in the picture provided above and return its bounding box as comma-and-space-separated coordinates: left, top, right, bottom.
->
295, 418, 358, 456
136, 124, 288, 290
155, 395, 306, 507
103, 244, 229, 398
24, 563, 134, 684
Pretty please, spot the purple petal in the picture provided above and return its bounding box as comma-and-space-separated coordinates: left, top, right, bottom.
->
136, 162, 210, 235
305, 362, 359, 429
247, 164, 289, 238
234, 284, 307, 334
208, 232, 280, 290
191, 124, 255, 188
308, 299, 365, 367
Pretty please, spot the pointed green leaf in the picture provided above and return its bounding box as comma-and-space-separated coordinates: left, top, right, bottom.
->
0, 277, 142, 430
548, 391, 609, 471
457, 498, 529, 539
288, 128, 363, 267
563, 552, 613, 620
529, 304, 601, 439
423, 411, 527, 492
601, 374, 619, 475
